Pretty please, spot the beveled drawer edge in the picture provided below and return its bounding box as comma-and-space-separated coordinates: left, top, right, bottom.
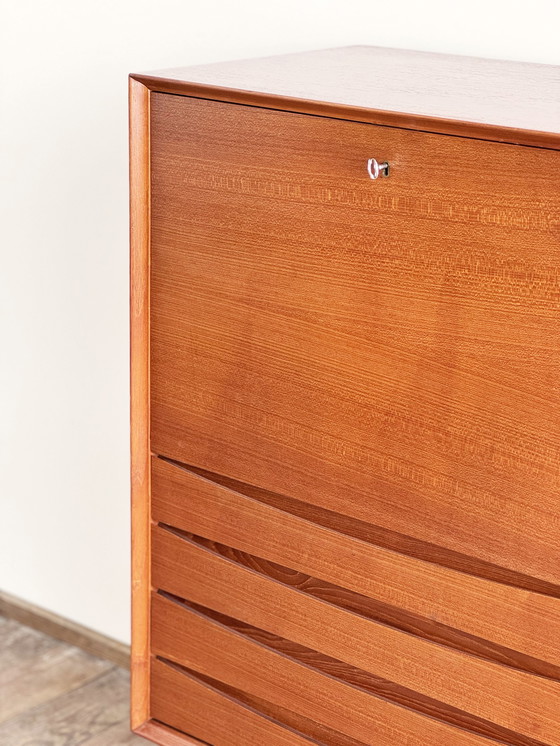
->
134, 718, 205, 746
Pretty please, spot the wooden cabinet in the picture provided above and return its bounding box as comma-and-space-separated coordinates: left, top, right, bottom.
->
130, 46, 560, 746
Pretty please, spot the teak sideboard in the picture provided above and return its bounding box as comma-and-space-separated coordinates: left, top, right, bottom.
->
129, 46, 560, 746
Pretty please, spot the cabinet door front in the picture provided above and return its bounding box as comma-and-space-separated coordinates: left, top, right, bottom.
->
150, 92, 560, 581
149, 92, 560, 745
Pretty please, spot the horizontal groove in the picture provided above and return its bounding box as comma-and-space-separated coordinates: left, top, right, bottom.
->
156, 656, 354, 745
158, 454, 560, 599
159, 523, 560, 682
158, 591, 546, 746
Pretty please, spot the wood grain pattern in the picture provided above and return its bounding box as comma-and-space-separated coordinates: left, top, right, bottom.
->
165, 597, 556, 746
129, 75, 151, 731
151, 524, 560, 745
151, 658, 318, 745
167, 525, 560, 682
194, 675, 366, 746
150, 93, 560, 585
163, 659, 369, 746
132, 47, 560, 744
152, 456, 560, 669
152, 592, 528, 746
132, 45, 560, 149
171, 457, 560, 596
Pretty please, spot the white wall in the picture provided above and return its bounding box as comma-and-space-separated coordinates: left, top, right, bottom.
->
1, 0, 559, 645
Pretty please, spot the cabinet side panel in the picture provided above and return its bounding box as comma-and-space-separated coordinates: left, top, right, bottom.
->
129, 76, 151, 730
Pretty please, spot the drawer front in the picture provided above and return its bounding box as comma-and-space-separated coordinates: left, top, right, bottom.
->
150, 92, 560, 584
151, 457, 560, 672
148, 92, 560, 745
150, 456, 560, 745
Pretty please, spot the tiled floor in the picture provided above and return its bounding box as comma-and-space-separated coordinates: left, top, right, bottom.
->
0, 616, 146, 745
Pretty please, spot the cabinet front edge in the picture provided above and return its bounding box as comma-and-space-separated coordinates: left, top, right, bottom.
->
130, 73, 560, 151
129, 75, 152, 731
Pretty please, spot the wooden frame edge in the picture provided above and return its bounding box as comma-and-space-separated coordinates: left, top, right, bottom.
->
0, 590, 130, 668
129, 75, 151, 730
130, 73, 560, 152
135, 719, 206, 745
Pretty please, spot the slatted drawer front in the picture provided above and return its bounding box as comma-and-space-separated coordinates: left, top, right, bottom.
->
150, 457, 560, 746
147, 92, 560, 744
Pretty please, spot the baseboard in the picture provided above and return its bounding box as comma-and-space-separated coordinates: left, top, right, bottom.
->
0, 589, 130, 669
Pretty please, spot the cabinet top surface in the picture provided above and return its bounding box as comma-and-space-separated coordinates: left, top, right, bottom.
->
133, 45, 560, 149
